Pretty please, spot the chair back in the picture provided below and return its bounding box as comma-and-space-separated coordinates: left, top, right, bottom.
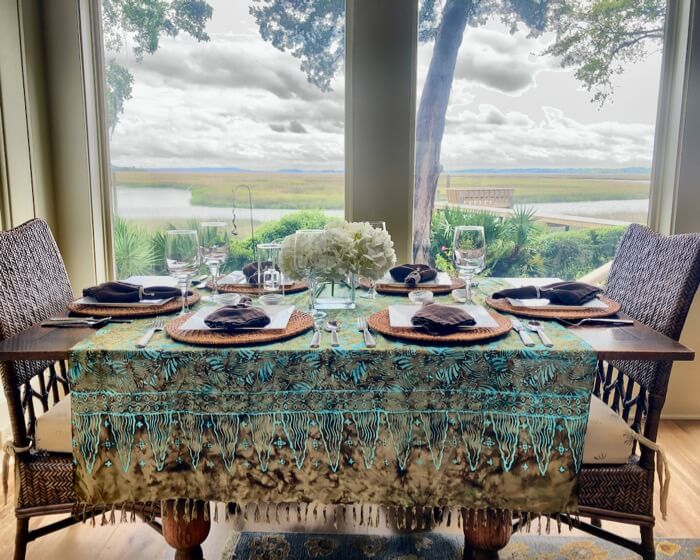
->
599, 224, 700, 460
0, 219, 74, 447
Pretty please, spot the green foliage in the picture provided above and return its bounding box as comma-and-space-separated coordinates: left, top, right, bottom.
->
113, 216, 158, 277
429, 206, 625, 280
538, 226, 626, 280
102, 0, 213, 132
105, 61, 133, 136
544, 0, 665, 105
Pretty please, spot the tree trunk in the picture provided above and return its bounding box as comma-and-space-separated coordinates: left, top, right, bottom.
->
413, 0, 471, 263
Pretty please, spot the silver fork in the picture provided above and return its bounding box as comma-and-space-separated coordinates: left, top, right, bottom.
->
527, 320, 554, 347
356, 317, 376, 348
136, 316, 164, 348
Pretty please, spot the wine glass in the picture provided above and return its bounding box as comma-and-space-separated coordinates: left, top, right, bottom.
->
294, 229, 326, 319
452, 226, 486, 304
199, 222, 230, 302
165, 230, 200, 315
362, 221, 387, 300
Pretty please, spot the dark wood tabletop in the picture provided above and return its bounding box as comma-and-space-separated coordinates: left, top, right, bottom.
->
0, 312, 694, 363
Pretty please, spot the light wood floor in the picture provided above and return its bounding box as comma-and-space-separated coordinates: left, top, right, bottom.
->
1, 420, 698, 560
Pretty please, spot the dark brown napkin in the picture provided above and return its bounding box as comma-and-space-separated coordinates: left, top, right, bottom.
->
491, 281, 601, 306
204, 304, 271, 330
242, 261, 276, 285
411, 302, 476, 335
389, 264, 438, 287
83, 282, 182, 303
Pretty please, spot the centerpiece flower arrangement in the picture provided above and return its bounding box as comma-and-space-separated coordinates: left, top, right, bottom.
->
280, 221, 396, 309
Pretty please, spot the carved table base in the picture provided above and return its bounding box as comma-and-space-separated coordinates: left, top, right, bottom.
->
462, 509, 512, 560
162, 500, 211, 560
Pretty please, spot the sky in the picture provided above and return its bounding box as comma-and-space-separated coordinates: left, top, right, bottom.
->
106, 0, 664, 171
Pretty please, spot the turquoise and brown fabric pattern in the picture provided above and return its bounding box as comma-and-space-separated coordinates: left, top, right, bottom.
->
68, 279, 597, 514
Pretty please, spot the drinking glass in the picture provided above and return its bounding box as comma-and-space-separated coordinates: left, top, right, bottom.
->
199, 222, 230, 302
452, 225, 486, 304
362, 221, 387, 300
165, 230, 200, 314
257, 241, 283, 293
294, 229, 326, 319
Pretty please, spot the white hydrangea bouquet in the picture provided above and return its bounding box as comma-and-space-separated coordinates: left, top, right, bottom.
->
280, 221, 396, 282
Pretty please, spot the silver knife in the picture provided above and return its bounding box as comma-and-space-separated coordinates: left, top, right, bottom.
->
309, 324, 321, 348
511, 319, 535, 347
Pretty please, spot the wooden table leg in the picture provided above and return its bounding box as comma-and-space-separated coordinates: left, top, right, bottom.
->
162, 500, 211, 560
462, 509, 512, 560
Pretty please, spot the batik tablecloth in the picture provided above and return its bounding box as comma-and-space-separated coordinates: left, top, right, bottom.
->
68, 279, 597, 516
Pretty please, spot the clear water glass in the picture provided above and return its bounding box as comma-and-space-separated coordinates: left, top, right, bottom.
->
165, 229, 200, 314
257, 241, 283, 293
199, 222, 230, 302
294, 229, 326, 319
362, 221, 387, 300
452, 225, 485, 304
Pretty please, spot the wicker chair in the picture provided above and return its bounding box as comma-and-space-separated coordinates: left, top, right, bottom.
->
567, 224, 700, 559
0, 219, 160, 560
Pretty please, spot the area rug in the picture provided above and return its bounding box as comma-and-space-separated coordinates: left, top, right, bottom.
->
222, 532, 700, 559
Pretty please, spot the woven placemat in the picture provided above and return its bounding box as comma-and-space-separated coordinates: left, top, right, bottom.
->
211, 281, 308, 295
165, 309, 315, 346
360, 277, 466, 296
367, 308, 511, 344
485, 295, 621, 320
68, 292, 201, 318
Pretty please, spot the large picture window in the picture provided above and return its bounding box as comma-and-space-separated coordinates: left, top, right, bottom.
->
100, 0, 345, 278
413, 1, 666, 279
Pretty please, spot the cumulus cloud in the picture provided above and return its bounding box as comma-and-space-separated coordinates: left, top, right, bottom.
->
452, 26, 560, 95
441, 105, 655, 169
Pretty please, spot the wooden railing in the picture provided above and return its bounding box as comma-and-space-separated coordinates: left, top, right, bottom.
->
446, 188, 514, 208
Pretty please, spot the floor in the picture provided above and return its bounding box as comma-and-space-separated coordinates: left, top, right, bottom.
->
0, 420, 698, 560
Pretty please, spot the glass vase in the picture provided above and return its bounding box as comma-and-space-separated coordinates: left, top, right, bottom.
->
314, 272, 356, 310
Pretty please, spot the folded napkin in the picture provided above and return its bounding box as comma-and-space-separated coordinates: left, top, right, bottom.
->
242, 261, 276, 285
411, 302, 476, 335
204, 304, 271, 330
389, 264, 438, 287
83, 282, 182, 303
491, 281, 601, 306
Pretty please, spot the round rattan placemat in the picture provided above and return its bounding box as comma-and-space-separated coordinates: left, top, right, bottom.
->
68, 292, 201, 318
360, 277, 466, 296
211, 281, 308, 295
367, 308, 511, 344
165, 309, 315, 346
485, 295, 621, 320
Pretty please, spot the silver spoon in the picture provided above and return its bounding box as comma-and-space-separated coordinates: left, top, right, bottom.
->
325, 320, 341, 347
527, 320, 553, 347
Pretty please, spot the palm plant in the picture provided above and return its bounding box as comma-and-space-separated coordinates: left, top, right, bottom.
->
113, 217, 158, 278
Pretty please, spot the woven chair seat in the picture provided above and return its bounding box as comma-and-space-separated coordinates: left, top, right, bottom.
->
579, 457, 654, 517
16, 452, 76, 510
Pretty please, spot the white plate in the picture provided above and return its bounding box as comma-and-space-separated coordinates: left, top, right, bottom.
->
377, 271, 452, 287
73, 296, 174, 308
180, 305, 295, 331
502, 277, 562, 287
218, 271, 295, 287
505, 297, 608, 311
388, 304, 499, 329
124, 275, 178, 288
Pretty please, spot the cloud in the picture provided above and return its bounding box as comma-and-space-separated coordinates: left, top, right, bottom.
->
440, 105, 655, 169
289, 120, 308, 134
452, 26, 560, 95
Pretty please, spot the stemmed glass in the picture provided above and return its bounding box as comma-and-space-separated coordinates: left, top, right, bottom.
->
452, 226, 486, 304
294, 229, 326, 320
165, 230, 200, 315
362, 221, 387, 300
199, 222, 230, 303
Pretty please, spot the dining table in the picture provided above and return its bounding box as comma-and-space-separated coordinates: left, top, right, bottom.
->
0, 277, 694, 560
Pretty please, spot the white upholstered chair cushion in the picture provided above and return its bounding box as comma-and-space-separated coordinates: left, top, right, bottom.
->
582, 395, 635, 464
35, 394, 72, 453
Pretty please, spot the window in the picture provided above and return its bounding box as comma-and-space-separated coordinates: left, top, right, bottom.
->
413, 1, 666, 280
100, 0, 345, 278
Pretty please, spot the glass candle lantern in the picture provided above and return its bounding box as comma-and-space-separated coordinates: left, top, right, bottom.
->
256, 242, 283, 293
